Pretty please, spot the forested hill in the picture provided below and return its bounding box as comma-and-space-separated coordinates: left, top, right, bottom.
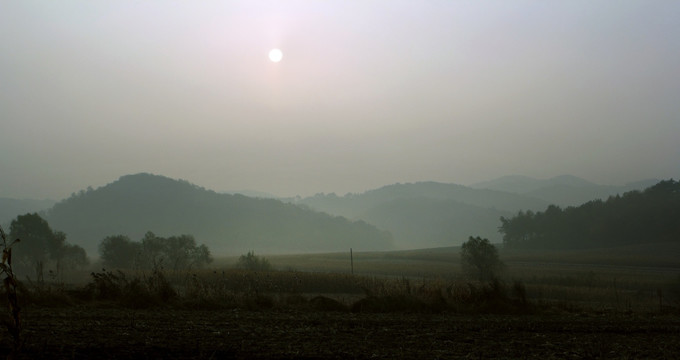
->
499, 180, 680, 249
43, 173, 393, 256
293, 182, 548, 248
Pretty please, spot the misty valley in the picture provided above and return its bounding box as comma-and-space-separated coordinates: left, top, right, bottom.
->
4, 1, 680, 358
0, 173, 679, 359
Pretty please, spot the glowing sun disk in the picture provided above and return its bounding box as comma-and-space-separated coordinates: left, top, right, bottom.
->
269, 48, 283, 62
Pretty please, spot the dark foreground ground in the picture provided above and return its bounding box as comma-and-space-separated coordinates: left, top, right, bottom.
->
2, 306, 679, 359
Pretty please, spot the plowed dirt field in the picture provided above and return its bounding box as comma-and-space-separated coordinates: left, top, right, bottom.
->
3, 307, 679, 359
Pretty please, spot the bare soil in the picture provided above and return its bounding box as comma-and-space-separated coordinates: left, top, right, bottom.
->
3, 306, 679, 359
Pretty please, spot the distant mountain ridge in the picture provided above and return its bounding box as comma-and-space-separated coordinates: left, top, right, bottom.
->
43, 173, 393, 256
471, 175, 658, 207
358, 197, 510, 248
292, 176, 658, 249
296, 181, 548, 215
10, 173, 660, 254
292, 181, 550, 248
221, 190, 279, 199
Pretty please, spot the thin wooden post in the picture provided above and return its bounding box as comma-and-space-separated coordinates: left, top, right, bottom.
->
350, 248, 354, 275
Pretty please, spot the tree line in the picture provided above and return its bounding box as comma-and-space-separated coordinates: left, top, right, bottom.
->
499, 180, 680, 249
99, 232, 212, 270
8, 213, 88, 280
7, 213, 213, 279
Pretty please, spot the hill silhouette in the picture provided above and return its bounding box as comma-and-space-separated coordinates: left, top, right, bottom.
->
293, 182, 548, 248
359, 198, 509, 248
471, 175, 658, 207
43, 173, 394, 256
499, 179, 680, 249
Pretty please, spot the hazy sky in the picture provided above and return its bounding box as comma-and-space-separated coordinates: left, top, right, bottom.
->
2, 1, 679, 200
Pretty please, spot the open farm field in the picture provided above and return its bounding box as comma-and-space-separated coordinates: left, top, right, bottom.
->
6, 307, 680, 359
255, 243, 680, 313
1, 243, 679, 359
260, 241, 680, 274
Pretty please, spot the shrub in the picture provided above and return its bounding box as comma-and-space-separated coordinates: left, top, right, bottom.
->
447, 279, 533, 314
120, 278, 157, 309
237, 251, 271, 271
84, 267, 176, 308
145, 265, 176, 302
241, 293, 275, 310
351, 294, 430, 313
512, 280, 529, 307
309, 295, 347, 312
461, 236, 504, 281
87, 269, 126, 300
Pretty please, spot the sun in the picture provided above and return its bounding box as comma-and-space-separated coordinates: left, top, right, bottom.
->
268, 48, 283, 62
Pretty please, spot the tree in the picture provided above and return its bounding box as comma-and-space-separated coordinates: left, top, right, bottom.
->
460, 236, 504, 281
139, 232, 213, 270
191, 244, 212, 269
61, 244, 89, 271
139, 231, 165, 266
9, 213, 52, 275
9, 213, 88, 279
99, 232, 212, 270
158, 235, 212, 271
99, 235, 141, 269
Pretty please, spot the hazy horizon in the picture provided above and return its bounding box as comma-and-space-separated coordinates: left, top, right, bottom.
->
0, 171, 664, 202
2, 1, 679, 200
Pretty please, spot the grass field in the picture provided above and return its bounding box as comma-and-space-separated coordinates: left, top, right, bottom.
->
211, 242, 680, 313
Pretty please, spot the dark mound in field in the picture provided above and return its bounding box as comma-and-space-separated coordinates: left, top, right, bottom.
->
309, 296, 347, 312
351, 295, 434, 313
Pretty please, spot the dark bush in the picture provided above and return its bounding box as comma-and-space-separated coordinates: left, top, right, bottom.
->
241, 293, 275, 310
87, 269, 125, 300
450, 280, 532, 314
84, 268, 176, 308
283, 294, 308, 307
351, 295, 431, 313
309, 295, 347, 312
237, 251, 271, 271
120, 278, 158, 309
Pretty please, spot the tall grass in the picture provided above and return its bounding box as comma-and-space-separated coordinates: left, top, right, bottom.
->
12, 245, 680, 315
13, 267, 534, 315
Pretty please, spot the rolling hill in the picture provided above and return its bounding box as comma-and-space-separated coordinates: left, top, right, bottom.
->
471, 175, 659, 207
43, 173, 394, 257
358, 197, 509, 248
292, 182, 549, 248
